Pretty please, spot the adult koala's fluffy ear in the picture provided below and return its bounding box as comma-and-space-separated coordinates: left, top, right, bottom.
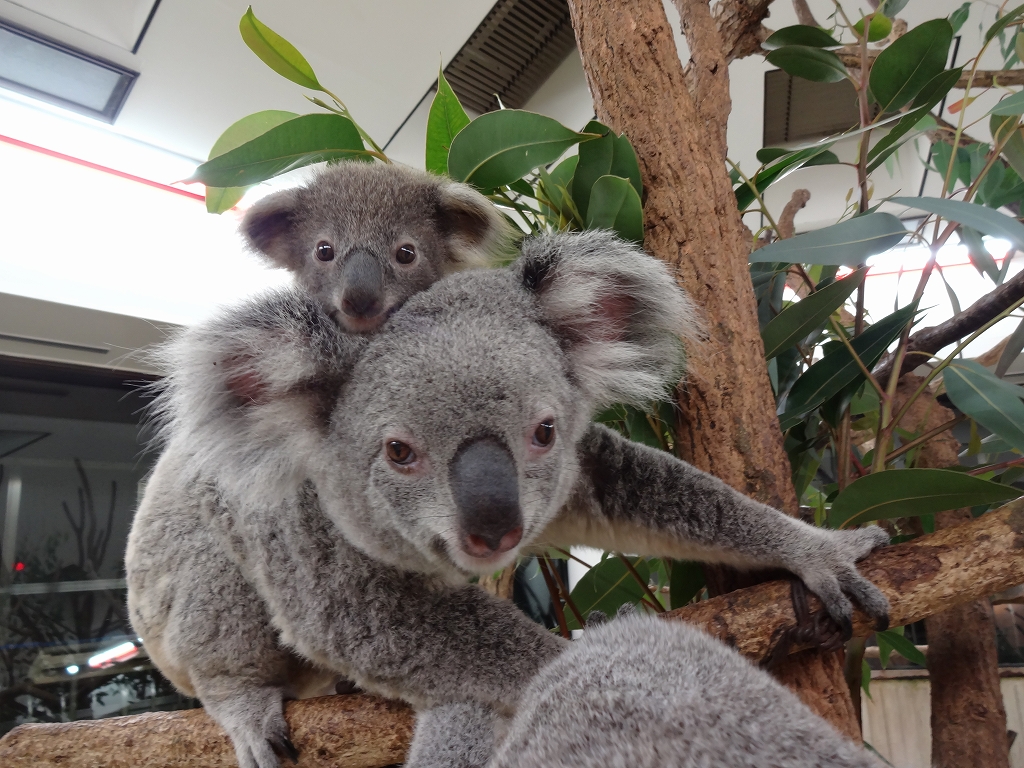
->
240, 188, 304, 270
435, 180, 514, 269
519, 230, 702, 409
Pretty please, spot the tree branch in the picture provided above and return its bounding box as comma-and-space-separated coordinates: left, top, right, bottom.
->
4, 503, 1023, 767
873, 267, 1024, 383
791, 0, 818, 27
676, 0, 732, 127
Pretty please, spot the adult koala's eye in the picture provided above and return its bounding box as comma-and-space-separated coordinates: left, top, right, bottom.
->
533, 419, 555, 447
395, 244, 417, 265
386, 440, 416, 465
314, 241, 335, 262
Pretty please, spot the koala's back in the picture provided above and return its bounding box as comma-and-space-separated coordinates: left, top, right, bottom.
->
490, 617, 881, 768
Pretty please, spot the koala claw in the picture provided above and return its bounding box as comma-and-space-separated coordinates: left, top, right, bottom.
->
269, 736, 300, 764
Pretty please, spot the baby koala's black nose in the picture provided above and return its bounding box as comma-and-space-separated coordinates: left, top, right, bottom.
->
449, 436, 523, 559
340, 250, 383, 319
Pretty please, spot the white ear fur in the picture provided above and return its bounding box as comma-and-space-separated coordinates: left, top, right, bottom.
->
520, 230, 703, 410
146, 289, 358, 507
437, 180, 515, 270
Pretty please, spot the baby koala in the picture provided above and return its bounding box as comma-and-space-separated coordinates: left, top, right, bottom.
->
241, 159, 511, 332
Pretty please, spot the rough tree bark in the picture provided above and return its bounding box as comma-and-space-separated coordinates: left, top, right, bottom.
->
4, 505, 1023, 768
564, 0, 861, 738
895, 377, 1011, 768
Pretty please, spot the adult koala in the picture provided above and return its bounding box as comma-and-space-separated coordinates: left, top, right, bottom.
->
128, 231, 889, 768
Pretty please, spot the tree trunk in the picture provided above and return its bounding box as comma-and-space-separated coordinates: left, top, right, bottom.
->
564, 0, 860, 738
895, 379, 1010, 768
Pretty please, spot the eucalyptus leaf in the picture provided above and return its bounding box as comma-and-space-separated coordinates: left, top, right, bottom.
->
586, 175, 644, 243
991, 114, 1024, 180
989, 90, 1024, 117
827, 468, 1021, 528
959, 226, 1000, 283
762, 25, 842, 50
869, 19, 952, 113
448, 110, 598, 190
889, 196, 1024, 250
669, 561, 706, 609
426, 68, 471, 176
877, 628, 927, 666
750, 213, 906, 265
761, 268, 868, 360
538, 155, 579, 222
766, 45, 848, 83
944, 360, 1024, 451
204, 109, 297, 213
986, 3, 1024, 42
997, 317, 1024, 377
880, 0, 910, 19
189, 113, 370, 188
949, 3, 970, 34
565, 556, 650, 631
239, 7, 321, 90
571, 120, 642, 220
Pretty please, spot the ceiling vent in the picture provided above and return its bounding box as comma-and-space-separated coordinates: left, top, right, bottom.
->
763, 69, 862, 146
443, 0, 577, 114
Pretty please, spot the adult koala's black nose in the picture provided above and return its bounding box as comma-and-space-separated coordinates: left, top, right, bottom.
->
340, 250, 383, 318
450, 437, 523, 558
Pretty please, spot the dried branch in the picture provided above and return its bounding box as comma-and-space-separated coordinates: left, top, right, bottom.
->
675, 0, 732, 128
4, 502, 1023, 767
873, 268, 1024, 383
680, 0, 773, 77
777, 188, 810, 240
792, 0, 818, 27
957, 70, 1024, 89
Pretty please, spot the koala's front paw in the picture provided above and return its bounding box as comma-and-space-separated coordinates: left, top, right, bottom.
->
796, 525, 890, 637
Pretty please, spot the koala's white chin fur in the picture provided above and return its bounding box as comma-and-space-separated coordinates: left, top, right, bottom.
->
448, 546, 521, 576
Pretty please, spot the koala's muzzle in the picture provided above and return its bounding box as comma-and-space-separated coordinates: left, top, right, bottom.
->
449, 437, 523, 558
339, 250, 384, 323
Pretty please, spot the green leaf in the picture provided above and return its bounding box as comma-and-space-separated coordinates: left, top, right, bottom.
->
959, 226, 1001, 283
750, 213, 906, 265
986, 3, 1024, 42
990, 91, 1024, 117
239, 7, 320, 90
669, 560, 705, 609
761, 268, 868, 360
876, 630, 895, 668
571, 120, 642, 221
537, 155, 579, 221
997, 317, 1024, 378
889, 196, 1024, 250
877, 628, 927, 666
766, 45, 848, 83
1017, 30, 1024, 63
624, 406, 663, 449
203, 109, 298, 214
762, 25, 842, 50
565, 556, 650, 631
867, 67, 964, 173
425, 68, 471, 176
736, 145, 839, 211
869, 19, 953, 113
189, 113, 369, 188
854, 14, 893, 43
448, 110, 597, 190
585, 175, 644, 242
944, 360, 1024, 452
784, 303, 917, 419
991, 114, 1024, 180
950, 3, 971, 34
879, 0, 910, 19
828, 468, 1021, 528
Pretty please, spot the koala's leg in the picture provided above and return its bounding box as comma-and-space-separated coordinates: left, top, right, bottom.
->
192, 676, 297, 768
405, 702, 500, 768
542, 423, 890, 634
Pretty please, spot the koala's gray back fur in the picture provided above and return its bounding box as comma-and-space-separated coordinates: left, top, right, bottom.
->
489, 616, 882, 768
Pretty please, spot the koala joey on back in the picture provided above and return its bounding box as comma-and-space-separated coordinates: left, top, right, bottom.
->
127, 230, 890, 768
240, 159, 511, 332
411, 614, 884, 768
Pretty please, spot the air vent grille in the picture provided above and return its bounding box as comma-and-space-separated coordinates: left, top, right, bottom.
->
763, 69, 861, 146
443, 0, 577, 114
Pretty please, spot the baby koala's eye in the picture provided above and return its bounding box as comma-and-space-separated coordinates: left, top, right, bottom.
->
315, 241, 335, 262
533, 419, 555, 448
386, 440, 416, 465
395, 244, 417, 265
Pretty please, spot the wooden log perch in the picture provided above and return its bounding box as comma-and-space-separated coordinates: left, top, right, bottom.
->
2, 502, 1023, 767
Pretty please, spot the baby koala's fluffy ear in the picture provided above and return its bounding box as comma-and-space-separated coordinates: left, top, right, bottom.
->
240, 188, 304, 271
435, 180, 515, 270
519, 229, 703, 410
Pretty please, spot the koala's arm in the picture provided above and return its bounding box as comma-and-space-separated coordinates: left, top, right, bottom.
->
541, 424, 889, 629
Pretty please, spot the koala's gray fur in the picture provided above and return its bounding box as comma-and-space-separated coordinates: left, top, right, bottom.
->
483, 615, 882, 768
128, 230, 889, 768
240, 160, 511, 333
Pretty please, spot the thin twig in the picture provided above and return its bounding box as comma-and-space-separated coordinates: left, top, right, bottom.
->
545, 555, 586, 629
536, 556, 570, 638
967, 456, 1024, 476
885, 415, 967, 464
617, 555, 665, 612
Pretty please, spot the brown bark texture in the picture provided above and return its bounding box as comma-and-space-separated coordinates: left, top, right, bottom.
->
0, 694, 413, 768
895, 381, 1011, 768
3, 506, 1022, 767
565, 0, 858, 734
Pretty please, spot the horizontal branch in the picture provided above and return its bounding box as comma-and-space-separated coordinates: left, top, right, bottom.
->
665, 500, 1024, 659
957, 69, 1024, 89
3, 502, 1022, 767
873, 268, 1024, 384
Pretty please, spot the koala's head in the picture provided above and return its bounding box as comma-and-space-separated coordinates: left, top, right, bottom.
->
240, 161, 512, 333
310, 230, 701, 576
